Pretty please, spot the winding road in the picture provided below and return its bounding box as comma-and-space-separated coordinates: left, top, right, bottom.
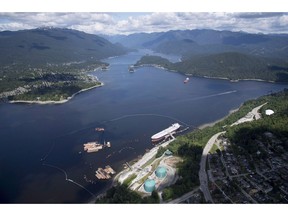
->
199, 131, 225, 203
198, 102, 267, 203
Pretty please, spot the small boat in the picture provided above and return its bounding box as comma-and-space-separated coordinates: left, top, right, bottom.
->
128, 66, 135, 72
95, 127, 105, 132
184, 77, 190, 84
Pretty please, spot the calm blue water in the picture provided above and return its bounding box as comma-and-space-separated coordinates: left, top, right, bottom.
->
0, 50, 287, 203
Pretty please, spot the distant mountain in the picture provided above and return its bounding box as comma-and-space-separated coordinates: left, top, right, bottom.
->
106, 29, 288, 60
104, 32, 163, 49
0, 27, 129, 66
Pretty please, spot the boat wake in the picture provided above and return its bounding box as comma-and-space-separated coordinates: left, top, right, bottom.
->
104, 91, 237, 128
186, 90, 237, 102
197, 90, 237, 99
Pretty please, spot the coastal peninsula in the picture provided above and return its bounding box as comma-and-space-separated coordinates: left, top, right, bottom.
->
134, 54, 288, 83
9, 82, 104, 104
0, 27, 129, 103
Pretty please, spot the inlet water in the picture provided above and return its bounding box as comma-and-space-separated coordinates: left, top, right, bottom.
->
0, 50, 287, 203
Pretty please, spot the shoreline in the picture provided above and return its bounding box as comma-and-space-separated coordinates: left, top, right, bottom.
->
89, 107, 242, 203
136, 63, 280, 84
89, 138, 175, 204
187, 74, 278, 83
198, 107, 239, 129
9, 82, 104, 105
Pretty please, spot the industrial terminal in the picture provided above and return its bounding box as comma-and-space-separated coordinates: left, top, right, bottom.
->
115, 123, 183, 197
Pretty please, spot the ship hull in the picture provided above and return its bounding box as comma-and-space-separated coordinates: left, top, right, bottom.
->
151, 123, 180, 142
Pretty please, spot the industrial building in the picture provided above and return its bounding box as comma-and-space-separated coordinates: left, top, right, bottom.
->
144, 179, 156, 193
155, 166, 167, 179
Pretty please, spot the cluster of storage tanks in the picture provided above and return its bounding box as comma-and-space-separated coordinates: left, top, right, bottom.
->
144, 166, 167, 193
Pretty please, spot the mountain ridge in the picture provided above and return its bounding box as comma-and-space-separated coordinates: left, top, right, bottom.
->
0, 27, 129, 66
105, 29, 288, 60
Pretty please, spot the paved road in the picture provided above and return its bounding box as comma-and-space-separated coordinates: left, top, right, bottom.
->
199, 131, 225, 203
251, 103, 267, 120
168, 187, 199, 204
231, 103, 267, 126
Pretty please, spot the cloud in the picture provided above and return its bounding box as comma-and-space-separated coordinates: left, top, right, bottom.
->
233, 12, 286, 19
0, 12, 117, 32
0, 12, 288, 35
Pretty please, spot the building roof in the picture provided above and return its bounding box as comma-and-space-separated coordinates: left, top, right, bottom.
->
265, 109, 274, 116
155, 166, 167, 178
144, 179, 155, 187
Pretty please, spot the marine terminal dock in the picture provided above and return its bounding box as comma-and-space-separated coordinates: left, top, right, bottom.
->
95, 165, 116, 180
83, 141, 111, 153
83, 127, 111, 153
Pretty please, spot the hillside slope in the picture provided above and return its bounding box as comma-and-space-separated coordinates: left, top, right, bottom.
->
135, 53, 288, 82
0, 27, 128, 66
0, 28, 129, 101
107, 29, 288, 60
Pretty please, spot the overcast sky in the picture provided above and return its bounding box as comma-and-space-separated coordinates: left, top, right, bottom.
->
1, 0, 288, 35
0, 12, 288, 35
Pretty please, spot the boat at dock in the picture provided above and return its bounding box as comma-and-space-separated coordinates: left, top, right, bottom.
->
83, 140, 111, 153
151, 123, 181, 142
95, 165, 116, 180
104, 141, 111, 148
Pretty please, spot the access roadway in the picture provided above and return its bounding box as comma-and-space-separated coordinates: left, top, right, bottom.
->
199, 131, 226, 203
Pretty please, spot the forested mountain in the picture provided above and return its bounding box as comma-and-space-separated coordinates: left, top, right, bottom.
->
0, 27, 129, 66
172, 52, 288, 81
126, 29, 288, 82
106, 29, 288, 60
0, 28, 129, 101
